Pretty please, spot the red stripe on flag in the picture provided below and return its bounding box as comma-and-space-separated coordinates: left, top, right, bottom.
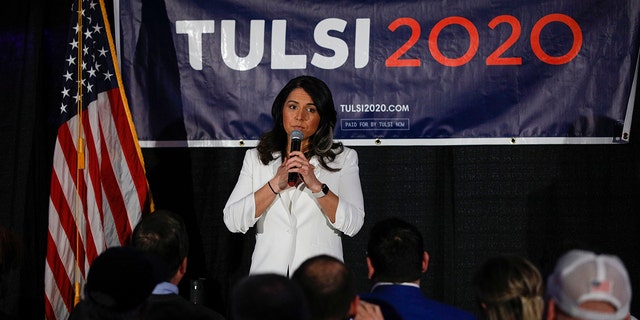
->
44, 291, 55, 320
46, 231, 74, 316
46, 148, 87, 320
80, 109, 103, 262
107, 88, 150, 212
53, 124, 88, 275
98, 148, 133, 246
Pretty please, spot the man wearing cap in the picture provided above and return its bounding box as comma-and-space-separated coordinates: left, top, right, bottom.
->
546, 249, 635, 320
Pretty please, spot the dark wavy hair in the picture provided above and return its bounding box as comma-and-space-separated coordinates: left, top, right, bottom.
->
257, 75, 343, 172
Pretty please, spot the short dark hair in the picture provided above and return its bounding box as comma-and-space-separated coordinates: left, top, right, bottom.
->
367, 217, 424, 282
131, 209, 189, 281
257, 75, 343, 171
230, 273, 310, 320
292, 254, 355, 320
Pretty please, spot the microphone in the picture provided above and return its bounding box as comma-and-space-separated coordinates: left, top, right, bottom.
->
288, 130, 304, 186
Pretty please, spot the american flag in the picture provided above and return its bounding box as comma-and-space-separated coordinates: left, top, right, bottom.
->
44, 0, 153, 319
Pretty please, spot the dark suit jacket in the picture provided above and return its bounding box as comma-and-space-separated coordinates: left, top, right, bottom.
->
143, 294, 226, 320
360, 284, 477, 320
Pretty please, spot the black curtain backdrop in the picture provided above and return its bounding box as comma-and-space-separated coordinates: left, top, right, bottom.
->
2, 1, 640, 319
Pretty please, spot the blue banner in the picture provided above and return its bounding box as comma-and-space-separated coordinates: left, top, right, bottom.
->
118, 0, 639, 146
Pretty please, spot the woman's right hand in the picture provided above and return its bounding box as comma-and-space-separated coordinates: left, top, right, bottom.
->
255, 162, 290, 218
271, 161, 290, 193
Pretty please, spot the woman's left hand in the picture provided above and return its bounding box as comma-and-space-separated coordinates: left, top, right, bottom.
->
286, 151, 320, 189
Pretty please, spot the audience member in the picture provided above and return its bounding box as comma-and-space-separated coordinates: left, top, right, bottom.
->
229, 273, 310, 320
545, 249, 634, 320
472, 255, 544, 320
68, 246, 159, 319
292, 254, 384, 320
131, 209, 225, 319
359, 217, 476, 320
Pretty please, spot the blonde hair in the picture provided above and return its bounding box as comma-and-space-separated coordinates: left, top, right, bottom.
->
473, 255, 544, 320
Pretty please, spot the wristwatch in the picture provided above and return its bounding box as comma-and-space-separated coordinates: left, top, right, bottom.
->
312, 183, 329, 198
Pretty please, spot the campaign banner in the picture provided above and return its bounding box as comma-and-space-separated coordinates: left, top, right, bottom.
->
117, 0, 639, 147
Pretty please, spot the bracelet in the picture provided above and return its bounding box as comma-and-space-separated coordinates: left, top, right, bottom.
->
267, 181, 278, 195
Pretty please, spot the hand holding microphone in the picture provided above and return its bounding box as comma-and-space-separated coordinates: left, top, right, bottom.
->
288, 130, 304, 186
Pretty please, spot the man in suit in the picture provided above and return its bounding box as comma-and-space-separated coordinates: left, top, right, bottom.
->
132, 209, 225, 320
359, 217, 476, 320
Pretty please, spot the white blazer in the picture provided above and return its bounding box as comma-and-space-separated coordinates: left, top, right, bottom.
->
223, 147, 365, 276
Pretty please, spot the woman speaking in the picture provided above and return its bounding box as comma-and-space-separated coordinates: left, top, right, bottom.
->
223, 75, 365, 276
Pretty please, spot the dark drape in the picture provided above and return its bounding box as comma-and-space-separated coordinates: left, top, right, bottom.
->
1, 0, 69, 318
2, 1, 639, 319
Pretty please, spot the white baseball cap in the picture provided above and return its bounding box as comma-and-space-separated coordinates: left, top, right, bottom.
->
547, 249, 631, 320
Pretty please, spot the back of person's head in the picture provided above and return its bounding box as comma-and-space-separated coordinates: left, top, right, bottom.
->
69, 246, 158, 319
472, 255, 544, 320
546, 249, 631, 320
230, 273, 310, 320
292, 254, 356, 320
367, 217, 424, 282
131, 209, 188, 280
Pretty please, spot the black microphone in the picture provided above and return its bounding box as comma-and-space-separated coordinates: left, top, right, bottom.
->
288, 130, 304, 186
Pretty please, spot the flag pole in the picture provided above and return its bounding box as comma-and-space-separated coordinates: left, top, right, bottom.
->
74, 0, 84, 307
